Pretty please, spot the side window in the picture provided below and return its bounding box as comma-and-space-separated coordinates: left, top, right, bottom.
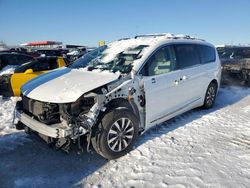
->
175, 44, 200, 69
18, 55, 27, 64
141, 46, 173, 76
198, 45, 216, 64
20, 55, 33, 63
5, 54, 19, 65
32, 59, 51, 72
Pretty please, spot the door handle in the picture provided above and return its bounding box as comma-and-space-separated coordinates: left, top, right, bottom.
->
180, 75, 188, 81
151, 78, 156, 83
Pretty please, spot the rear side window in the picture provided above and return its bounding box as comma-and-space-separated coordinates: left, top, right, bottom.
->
198, 45, 216, 64
175, 44, 200, 69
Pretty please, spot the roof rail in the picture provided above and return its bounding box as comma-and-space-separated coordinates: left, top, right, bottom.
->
166, 34, 205, 41
135, 33, 169, 39
118, 38, 131, 41
134, 33, 205, 41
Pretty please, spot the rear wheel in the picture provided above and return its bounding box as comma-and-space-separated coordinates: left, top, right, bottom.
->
91, 108, 139, 160
203, 82, 217, 109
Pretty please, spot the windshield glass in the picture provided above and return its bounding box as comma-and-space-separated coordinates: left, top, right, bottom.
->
69, 44, 148, 73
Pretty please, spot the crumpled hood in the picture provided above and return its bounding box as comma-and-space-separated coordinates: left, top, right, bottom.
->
21, 67, 120, 103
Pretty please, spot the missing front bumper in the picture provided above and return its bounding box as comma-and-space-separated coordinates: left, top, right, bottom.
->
16, 110, 73, 138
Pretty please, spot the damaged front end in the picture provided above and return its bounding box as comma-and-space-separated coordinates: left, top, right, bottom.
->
15, 76, 126, 149
15, 73, 144, 153
14, 92, 100, 151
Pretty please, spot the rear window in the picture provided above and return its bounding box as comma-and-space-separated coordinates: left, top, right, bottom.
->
197, 45, 216, 64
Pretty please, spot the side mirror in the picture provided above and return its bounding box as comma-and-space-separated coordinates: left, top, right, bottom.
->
25, 69, 33, 74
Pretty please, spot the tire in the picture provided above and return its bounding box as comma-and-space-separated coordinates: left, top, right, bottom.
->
203, 82, 217, 109
91, 108, 139, 160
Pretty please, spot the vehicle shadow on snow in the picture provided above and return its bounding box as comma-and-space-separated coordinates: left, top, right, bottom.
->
0, 132, 107, 188
135, 85, 250, 147
0, 86, 249, 188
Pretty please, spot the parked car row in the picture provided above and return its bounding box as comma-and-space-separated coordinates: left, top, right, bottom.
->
0, 57, 67, 96
13, 33, 221, 159
0, 47, 88, 72
0, 52, 35, 70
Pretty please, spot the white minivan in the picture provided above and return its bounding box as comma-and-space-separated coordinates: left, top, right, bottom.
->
15, 33, 221, 159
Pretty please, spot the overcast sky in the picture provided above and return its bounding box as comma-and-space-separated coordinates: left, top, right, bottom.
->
1, 0, 250, 46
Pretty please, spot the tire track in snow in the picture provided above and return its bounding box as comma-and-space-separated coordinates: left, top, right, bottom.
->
81, 87, 250, 188
1, 87, 250, 188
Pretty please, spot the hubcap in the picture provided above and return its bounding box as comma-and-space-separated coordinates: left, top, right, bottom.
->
107, 118, 134, 152
206, 86, 216, 106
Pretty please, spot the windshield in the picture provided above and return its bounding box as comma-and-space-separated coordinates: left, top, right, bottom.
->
69, 44, 148, 73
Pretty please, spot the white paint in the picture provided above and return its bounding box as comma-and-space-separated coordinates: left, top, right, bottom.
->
22, 68, 120, 103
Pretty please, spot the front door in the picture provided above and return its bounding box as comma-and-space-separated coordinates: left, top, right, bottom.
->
140, 46, 187, 129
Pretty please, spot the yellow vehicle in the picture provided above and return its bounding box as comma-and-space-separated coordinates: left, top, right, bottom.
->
0, 57, 67, 96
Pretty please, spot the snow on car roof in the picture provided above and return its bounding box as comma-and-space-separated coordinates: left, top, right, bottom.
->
102, 33, 204, 63
101, 37, 159, 63
0, 65, 18, 76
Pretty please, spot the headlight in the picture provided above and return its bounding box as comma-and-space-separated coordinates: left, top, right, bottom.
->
70, 96, 96, 116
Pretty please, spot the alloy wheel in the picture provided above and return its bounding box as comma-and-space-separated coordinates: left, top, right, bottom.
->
107, 118, 134, 152
206, 86, 216, 106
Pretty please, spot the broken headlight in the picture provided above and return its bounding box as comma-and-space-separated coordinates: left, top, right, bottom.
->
69, 96, 96, 116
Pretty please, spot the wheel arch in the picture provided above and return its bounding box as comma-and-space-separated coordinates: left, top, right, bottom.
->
92, 97, 141, 135
210, 79, 218, 88
209, 79, 219, 94
104, 98, 140, 119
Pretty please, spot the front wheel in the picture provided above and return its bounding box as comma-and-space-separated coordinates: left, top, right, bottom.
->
91, 108, 139, 160
203, 82, 217, 109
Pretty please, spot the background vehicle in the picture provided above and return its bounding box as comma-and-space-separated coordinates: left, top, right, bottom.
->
66, 47, 88, 62
0, 57, 67, 96
15, 34, 221, 159
0, 52, 35, 70
217, 45, 250, 85
33, 49, 69, 57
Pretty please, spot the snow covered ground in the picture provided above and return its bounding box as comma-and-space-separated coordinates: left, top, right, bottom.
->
0, 86, 250, 188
